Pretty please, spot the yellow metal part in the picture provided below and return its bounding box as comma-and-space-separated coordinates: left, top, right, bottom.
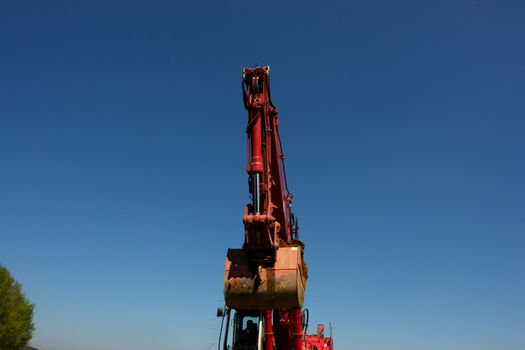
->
224, 246, 307, 309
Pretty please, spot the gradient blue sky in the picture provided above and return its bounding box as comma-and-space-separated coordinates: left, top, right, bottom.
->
1, 1, 524, 349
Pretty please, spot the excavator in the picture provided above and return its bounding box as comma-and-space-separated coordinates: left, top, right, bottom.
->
216, 66, 334, 350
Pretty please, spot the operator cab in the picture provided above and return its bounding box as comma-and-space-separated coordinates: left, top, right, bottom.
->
217, 309, 263, 350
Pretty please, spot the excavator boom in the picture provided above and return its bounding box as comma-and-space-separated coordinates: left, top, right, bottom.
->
224, 66, 307, 311
219, 66, 333, 350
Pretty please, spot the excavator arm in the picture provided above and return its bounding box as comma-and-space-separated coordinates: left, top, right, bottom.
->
224, 66, 307, 312
219, 67, 330, 350
243, 66, 296, 247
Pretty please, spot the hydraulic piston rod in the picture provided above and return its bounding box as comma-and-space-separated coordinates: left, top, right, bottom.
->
253, 173, 261, 213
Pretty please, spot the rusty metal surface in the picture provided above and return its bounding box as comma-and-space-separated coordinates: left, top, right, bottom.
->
224, 246, 307, 309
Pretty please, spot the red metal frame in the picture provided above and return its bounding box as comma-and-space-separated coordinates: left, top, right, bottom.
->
244, 66, 305, 350
243, 66, 294, 248
222, 66, 333, 350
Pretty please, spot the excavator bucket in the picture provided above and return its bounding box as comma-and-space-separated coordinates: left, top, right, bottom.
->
224, 246, 307, 309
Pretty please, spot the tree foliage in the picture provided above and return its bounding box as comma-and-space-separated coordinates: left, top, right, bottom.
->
0, 265, 35, 350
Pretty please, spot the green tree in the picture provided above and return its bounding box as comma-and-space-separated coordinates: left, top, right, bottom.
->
0, 265, 35, 350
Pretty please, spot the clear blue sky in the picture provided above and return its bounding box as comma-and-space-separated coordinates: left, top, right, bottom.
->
1, 1, 524, 349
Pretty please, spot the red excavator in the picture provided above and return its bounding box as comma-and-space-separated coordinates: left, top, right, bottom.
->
217, 66, 334, 350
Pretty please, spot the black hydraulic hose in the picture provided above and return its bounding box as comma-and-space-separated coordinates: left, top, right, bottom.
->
267, 73, 276, 110
218, 308, 231, 350
277, 128, 299, 240
218, 311, 225, 350
223, 309, 231, 350
303, 308, 310, 335
277, 129, 292, 198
